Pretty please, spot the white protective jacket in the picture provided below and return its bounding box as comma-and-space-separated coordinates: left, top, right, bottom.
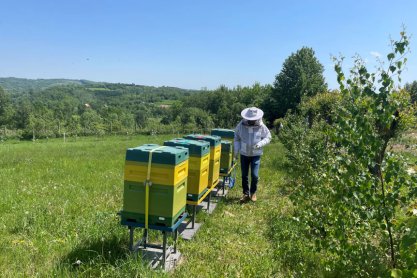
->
234, 119, 272, 157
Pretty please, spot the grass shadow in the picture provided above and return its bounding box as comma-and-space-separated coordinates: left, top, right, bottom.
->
57, 235, 130, 272
219, 196, 246, 205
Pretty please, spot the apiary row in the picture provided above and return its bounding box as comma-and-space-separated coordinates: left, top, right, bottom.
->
120, 129, 235, 227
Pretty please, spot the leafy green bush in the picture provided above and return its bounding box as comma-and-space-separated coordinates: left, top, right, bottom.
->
278, 31, 417, 276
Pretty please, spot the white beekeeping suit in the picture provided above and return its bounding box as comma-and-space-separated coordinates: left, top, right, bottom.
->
234, 108, 271, 157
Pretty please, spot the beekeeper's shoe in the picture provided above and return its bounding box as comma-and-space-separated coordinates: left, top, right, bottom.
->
240, 194, 250, 204
251, 193, 257, 202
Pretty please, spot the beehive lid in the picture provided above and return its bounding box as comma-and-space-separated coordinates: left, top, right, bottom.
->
125, 144, 189, 165
184, 134, 221, 147
164, 138, 210, 157
211, 128, 235, 139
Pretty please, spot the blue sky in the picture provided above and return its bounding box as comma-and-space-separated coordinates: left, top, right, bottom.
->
0, 0, 416, 90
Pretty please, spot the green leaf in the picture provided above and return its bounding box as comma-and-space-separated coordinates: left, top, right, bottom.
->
387, 53, 395, 60
391, 269, 402, 278
396, 61, 403, 69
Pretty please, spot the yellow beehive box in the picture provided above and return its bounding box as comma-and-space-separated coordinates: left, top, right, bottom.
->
187, 153, 210, 194
188, 164, 209, 194
210, 145, 221, 161
188, 154, 210, 171
124, 160, 188, 186
163, 139, 211, 201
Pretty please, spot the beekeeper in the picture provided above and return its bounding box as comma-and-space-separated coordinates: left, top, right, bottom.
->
234, 107, 271, 203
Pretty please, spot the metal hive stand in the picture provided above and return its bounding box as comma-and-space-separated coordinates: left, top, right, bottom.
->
120, 212, 188, 269
185, 178, 219, 230
218, 161, 237, 196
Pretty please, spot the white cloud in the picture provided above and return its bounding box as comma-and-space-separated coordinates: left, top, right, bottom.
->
370, 51, 381, 58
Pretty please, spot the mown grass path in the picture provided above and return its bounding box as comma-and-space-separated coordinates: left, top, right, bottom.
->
0, 135, 288, 277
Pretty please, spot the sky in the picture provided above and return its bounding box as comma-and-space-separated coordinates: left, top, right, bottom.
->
0, 0, 416, 90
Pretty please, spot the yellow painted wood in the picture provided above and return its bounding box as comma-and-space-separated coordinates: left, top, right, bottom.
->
208, 158, 220, 188
210, 145, 221, 160
124, 160, 188, 186
188, 165, 209, 194
188, 154, 210, 171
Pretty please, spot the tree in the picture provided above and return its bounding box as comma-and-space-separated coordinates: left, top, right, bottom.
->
67, 115, 81, 136
135, 107, 149, 129
279, 31, 417, 275
120, 112, 135, 132
0, 86, 12, 126
81, 109, 104, 135
329, 32, 416, 272
405, 80, 417, 103
176, 107, 214, 132
267, 47, 327, 123
12, 99, 31, 130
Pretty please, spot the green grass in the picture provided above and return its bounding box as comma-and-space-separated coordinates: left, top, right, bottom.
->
394, 131, 417, 170
87, 87, 112, 91
0, 135, 294, 277
155, 100, 178, 106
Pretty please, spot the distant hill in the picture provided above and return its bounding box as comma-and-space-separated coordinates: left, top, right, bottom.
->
0, 77, 200, 97
0, 77, 94, 93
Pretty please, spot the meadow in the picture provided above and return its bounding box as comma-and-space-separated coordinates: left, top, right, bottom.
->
0, 135, 291, 277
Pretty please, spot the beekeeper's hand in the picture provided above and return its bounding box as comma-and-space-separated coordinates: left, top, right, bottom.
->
253, 143, 261, 150
234, 153, 239, 161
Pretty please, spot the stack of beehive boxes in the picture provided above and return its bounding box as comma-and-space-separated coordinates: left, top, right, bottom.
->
164, 138, 210, 202
211, 129, 235, 174
121, 144, 189, 226
184, 134, 221, 188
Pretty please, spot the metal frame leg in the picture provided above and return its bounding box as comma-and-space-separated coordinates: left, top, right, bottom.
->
174, 229, 178, 253
207, 191, 211, 211
162, 231, 167, 266
143, 229, 148, 249
192, 205, 196, 229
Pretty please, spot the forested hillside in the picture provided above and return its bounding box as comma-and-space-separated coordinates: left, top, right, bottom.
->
0, 78, 202, 139
0, 77, 277, 139
0, 77, 90, 93
1, 68, 416, 142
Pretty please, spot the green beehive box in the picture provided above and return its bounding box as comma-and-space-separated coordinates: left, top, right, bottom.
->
220, 154, 233, 173
125, 144, 189, 166
221, 140, 232, 152
164, 139, 210, 157
211, 128, 235, 140
220, 141, 233, 173
121, 178, 187, 227
184, 134, 221, 147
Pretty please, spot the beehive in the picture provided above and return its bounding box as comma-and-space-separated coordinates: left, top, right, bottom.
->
184, 134, 221, 187
121, 144, 189, 227
211, 128, 235, 162
220, 140, 233, 174
164, 138, 210, 201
